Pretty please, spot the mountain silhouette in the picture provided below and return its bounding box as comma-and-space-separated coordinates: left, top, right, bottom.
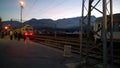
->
23, 16, 96, 30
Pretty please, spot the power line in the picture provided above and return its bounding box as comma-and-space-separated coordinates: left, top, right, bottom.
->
24, 0, 38, 19
27, 0, 68, 19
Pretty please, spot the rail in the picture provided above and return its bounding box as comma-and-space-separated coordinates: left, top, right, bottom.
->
30, 34, 120, 65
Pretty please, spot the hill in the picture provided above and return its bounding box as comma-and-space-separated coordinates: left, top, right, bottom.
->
23, 16, 96, 32
2, 13, 120, 33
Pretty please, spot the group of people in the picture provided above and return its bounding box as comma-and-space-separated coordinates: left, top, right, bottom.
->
9, 30, 22, 41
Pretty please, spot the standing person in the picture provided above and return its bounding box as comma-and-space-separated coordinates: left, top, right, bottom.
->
9, 30, 13, 40
17, 30, 22, 41
14, 31, 17, 40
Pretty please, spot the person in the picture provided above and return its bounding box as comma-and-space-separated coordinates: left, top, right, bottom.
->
17, 30, 22, 41
14, 31, 17, 40
9, 30, 13, 40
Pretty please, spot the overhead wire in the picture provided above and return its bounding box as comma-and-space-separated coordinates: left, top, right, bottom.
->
24, 0, 38, 20
28, 0, 68, 19
23, 0, 80, 20
53, 0, 82, 20
24, 0, 58, 19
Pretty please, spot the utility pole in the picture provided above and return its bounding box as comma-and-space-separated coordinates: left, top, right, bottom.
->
86, 0, 93, 64
55, 22, 57, 39
80, 0, 85, 60
102, 0, 107, 68
81, 0, 114, 68
0, 17, 2, 32
110, 0, 114, 67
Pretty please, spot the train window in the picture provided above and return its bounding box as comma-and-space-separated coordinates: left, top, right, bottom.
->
25, 28, 28, 31
29, 29, 33, 31
113, 22, 120, 32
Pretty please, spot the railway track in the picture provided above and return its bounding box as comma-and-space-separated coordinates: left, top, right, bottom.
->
30, 34, 120, 65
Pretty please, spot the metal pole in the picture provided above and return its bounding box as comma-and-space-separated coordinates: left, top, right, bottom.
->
21, 6, 23, 23
103, 0, 108, 68
85, 0, 92, 64
110, 0, 114, 67
55, 22, 57, 39
87, 0, 92, 42
80, 0, 84, 59
0, 17, 2, 32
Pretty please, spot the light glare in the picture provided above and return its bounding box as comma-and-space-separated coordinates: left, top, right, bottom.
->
19, 1, 24, 7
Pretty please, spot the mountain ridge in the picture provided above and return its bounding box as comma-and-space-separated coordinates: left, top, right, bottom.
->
2, 13, 120, 32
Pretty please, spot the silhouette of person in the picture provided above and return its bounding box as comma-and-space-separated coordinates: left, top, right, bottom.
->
17, 30, 22, 41
9, 30, 13, 40
14, 31, 17, 40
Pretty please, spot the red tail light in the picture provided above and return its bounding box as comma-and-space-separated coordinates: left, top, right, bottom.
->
24, 32, 28, 36
30, 32, 33, 35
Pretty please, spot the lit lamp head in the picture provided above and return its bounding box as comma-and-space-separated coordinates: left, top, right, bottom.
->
4, 26, 8, 30
19, 1, 24, 8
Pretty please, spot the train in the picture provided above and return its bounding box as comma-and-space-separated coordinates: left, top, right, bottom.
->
15, 25, 34, 40
21, 25, 34, 39
94, 16, 120, 43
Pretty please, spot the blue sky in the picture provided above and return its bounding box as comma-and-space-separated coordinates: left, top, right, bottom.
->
0, 0, 120, 21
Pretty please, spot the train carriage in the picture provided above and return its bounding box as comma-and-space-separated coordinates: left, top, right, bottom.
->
13, 24, 34, 40
94, 16, 120, 43
21, 25, 34, 40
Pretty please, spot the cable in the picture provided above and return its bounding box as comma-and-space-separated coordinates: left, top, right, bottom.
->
29, 0, 68, 19
24, 0, 80, 20
24, 0, 38, 19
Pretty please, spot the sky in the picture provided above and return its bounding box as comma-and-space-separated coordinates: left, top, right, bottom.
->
0, 0, 120, 21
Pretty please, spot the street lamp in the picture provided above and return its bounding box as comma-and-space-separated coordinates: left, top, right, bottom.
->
54, 22, 57, 39
4, 26, 9, 30
0, 17, 2, 31
19, 1, 24, 23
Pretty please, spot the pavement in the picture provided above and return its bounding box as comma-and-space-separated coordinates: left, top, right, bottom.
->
1, 36, 119, 68
0, 37, 80, 68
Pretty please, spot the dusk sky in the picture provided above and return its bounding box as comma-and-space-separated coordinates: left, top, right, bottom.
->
0, 0, 120, 21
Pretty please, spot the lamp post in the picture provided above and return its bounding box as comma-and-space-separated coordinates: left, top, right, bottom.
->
55, 22, 57, 39
0, 17, 2, 31
19, 1, 24, 23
